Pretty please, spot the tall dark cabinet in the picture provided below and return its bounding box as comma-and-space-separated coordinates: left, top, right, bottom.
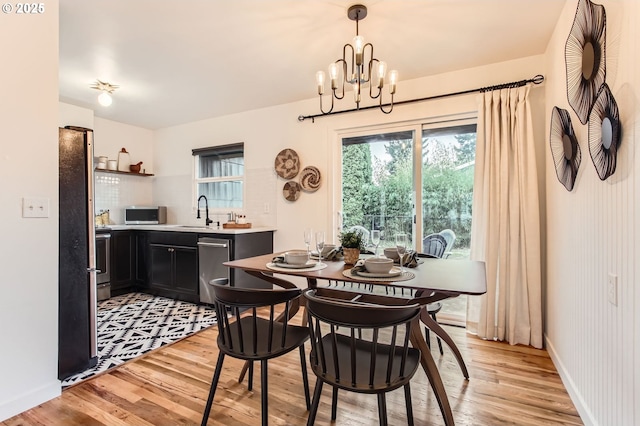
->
110, 230, 135, 295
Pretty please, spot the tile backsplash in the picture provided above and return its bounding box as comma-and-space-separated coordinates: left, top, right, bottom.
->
94, 167, 277, 227
94, 171, 153, 225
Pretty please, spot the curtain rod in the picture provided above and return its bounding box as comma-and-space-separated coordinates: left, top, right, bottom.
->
297, 74, 544, 123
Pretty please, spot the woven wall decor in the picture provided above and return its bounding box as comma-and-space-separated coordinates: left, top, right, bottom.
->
550, 106, 581, 191
283, 181, 301, 201
588, 84, 621, 180
299, 166, 321, 192
565, 0, 606, 124
274, 148, 300, 179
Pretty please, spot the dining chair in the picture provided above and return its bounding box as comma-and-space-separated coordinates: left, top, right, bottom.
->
303, 287, 422, 426
421, 233, 447, 258
201, 278, 311, 426
419, 236, 448, 355
438, 229, 456, 258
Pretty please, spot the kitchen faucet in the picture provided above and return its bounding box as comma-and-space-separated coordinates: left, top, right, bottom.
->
196, 195, 213, 227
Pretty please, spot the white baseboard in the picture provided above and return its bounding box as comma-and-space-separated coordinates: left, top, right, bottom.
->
0, 380, 61, 421
544, 333, 596, 426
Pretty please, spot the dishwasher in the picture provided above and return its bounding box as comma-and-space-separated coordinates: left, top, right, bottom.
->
198, 237, 231, 304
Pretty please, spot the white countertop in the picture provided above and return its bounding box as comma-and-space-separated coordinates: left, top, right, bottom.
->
101, 224, 277, 234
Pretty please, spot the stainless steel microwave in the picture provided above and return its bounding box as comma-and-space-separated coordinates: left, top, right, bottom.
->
124, 206, 167, 224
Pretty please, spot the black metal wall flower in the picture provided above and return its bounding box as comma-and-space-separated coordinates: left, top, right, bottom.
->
565, 0, 606, 124
588, 84, 621, 180
550, 106, 581, 191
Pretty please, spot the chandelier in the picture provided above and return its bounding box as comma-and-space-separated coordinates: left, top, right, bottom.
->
315, 4, 398, 115
90, 80, 119, 107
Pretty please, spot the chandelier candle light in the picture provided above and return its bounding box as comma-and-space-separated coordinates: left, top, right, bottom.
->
315, 4, 398, 115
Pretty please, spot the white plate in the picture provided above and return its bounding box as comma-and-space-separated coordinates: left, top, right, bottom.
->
353, 266, 402, 278
273, 261, 317, 269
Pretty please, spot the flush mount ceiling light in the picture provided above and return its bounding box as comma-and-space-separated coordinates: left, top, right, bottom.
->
90, 80, 119, 107
315, 4, 398, 115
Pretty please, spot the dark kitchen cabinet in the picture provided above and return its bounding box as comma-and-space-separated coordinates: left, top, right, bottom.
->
110, 230, 135, 295
135, 231, 148, 284
146, 232, 199, 303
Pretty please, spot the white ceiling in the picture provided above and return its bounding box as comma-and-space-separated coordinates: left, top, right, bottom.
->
59, 0, 566, 130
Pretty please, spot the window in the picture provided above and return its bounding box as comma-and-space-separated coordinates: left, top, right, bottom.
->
342, 130, 414, 242
193, 143, 244, 209
421, 123, 476, 258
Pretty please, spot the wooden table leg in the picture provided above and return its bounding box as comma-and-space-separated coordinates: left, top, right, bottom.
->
410, 318, 455, 426
420, 308, 469, 379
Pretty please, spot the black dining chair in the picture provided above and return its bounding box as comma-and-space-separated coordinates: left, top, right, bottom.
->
201, 279, 311, 426
422, 233, 447, 258
303, 287, 422, 426
419, 235, 448, 355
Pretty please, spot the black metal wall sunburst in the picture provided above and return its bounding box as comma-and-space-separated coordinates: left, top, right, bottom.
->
550, 106, 581, 191
565, 0, 606, 124
588, 84, 621, 180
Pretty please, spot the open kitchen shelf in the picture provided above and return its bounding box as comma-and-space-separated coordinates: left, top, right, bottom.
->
95, 168, 154, 177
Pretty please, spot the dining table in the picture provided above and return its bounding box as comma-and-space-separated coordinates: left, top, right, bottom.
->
224, 252, 487, 426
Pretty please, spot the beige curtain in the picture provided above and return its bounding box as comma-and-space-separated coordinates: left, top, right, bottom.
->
466, 85, 543, 348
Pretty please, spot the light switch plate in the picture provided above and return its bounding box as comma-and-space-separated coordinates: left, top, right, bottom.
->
22, 197, 50, 218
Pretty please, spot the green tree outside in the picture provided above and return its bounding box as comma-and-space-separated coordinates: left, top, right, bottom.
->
342, 132, 475, 253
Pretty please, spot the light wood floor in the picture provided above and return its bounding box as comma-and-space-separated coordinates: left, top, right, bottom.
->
4, 312, 582, 426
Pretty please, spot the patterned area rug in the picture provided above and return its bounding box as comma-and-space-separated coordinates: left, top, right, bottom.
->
62, 292, 217, 387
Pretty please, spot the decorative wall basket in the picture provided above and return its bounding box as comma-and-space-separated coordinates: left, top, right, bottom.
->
282, 181, 301, 201
274, 148, 300, 179
588, 84, 621, 180
565, 0, 606, 124
299, 166, 321, 192
550, 107, 581, 191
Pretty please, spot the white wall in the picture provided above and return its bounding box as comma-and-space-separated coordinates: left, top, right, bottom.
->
0, 2, 61, 420
92, 117, 155, 224
59, 104, 155, 224
59, 102, 94, 129
153, 56, 548, 254
544, 1, 639, 424
93, 117, 154, 175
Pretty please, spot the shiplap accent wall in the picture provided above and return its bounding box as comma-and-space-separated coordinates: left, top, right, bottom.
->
544, 1, 639, 425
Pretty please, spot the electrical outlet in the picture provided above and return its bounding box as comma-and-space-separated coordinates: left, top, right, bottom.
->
263, 202, 270, 214
607, 273, 618, 306
22, 197, 50, 218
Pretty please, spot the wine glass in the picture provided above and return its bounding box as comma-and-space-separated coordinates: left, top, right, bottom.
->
371, 230, 381, 257
315, 231, 325, 266
303, 228, 313, 259
395, 233, 407, 273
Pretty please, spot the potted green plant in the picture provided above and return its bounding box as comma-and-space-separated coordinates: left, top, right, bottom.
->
339, 229, 365, 265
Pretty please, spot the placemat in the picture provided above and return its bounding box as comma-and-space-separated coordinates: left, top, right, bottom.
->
266, 262, 328, 273
342, 268, 415, 282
